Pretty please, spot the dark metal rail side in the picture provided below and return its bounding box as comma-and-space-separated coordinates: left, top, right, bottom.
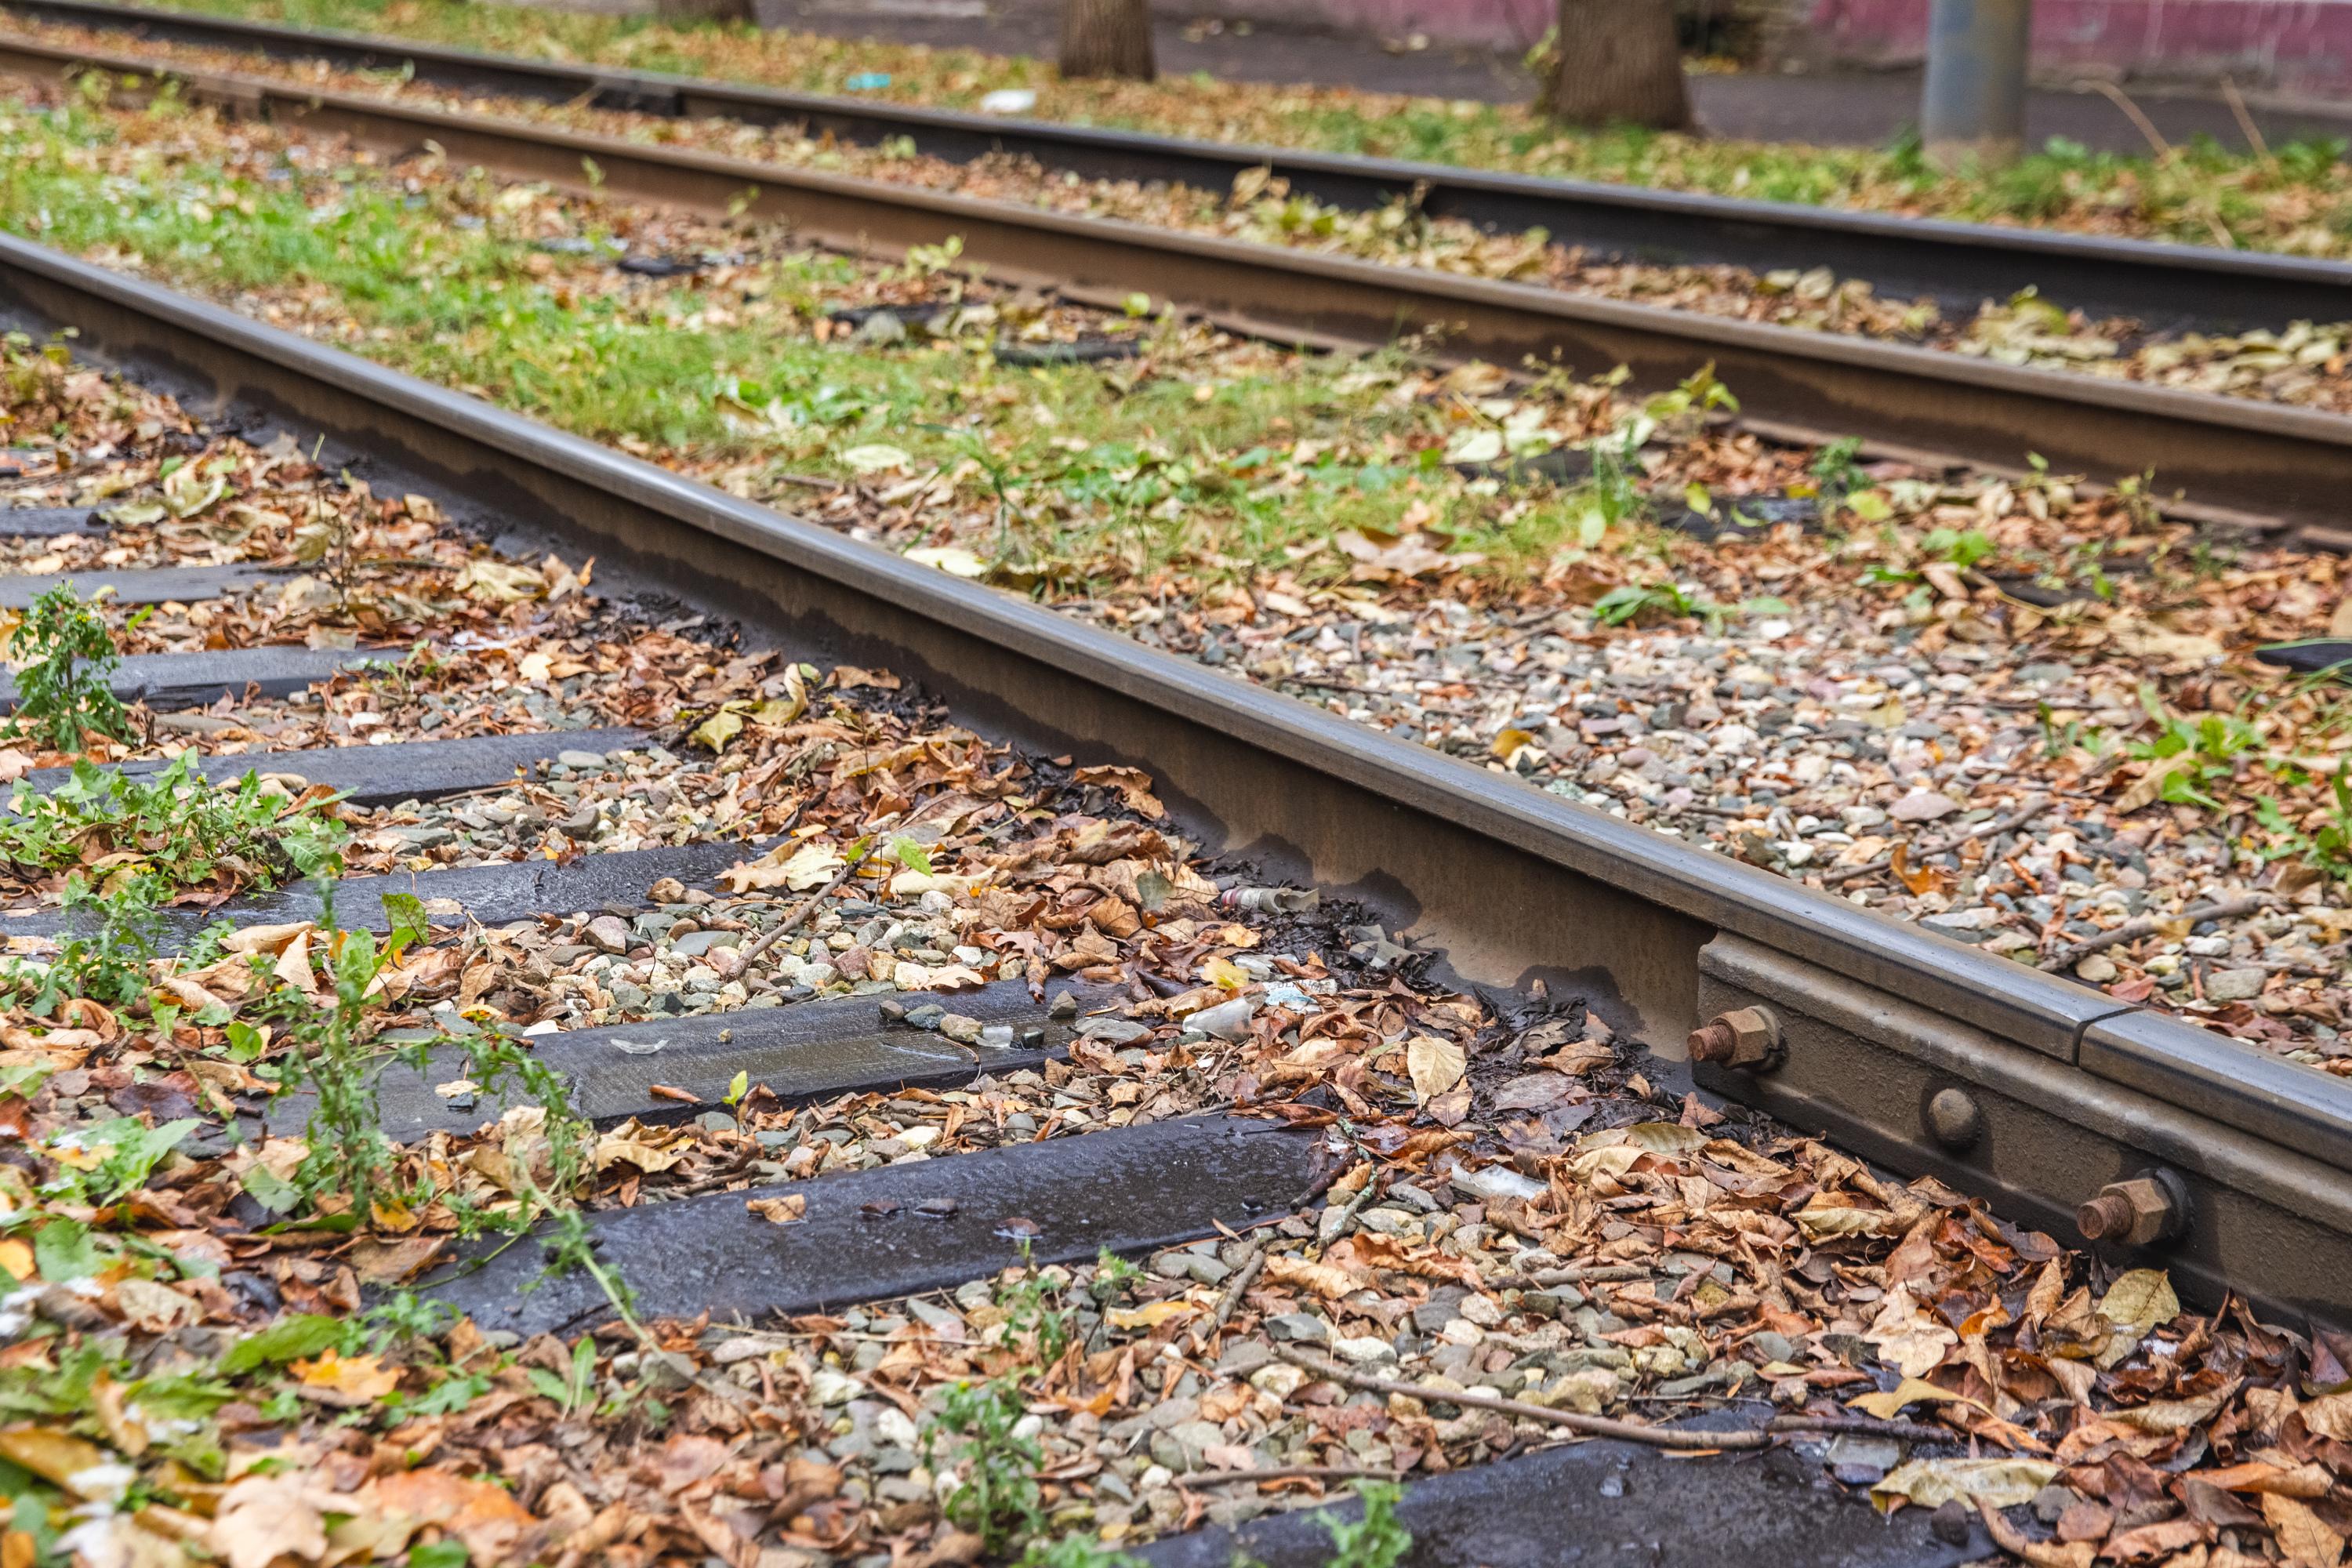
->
2, 228, 2342, 1329
7, 0, 2352, 331
5, 38, 2352, 550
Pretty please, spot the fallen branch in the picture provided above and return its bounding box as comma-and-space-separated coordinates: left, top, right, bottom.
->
1209, 1239, 1269, 1335
1482, 1263, 1650, 1290
1272, 1345, 1769, 1452
1173, 1465, 1402, 1489
2037, 892, 2277, 971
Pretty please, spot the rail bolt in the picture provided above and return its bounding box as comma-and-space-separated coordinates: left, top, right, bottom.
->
2075, 1172, 2189, 1248
1686, 1005, 1782, 1071
1926, 1087, 1984, 1152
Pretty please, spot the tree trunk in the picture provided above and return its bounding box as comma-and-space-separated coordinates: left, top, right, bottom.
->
1543, 0, 1691, 129
1059, 0, 1155, 81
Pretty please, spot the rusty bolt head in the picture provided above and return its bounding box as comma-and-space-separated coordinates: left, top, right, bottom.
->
1686, 1005, 1780, 1069
1926, 1087, 1984, 1152
2075, 1177, 2178, 1247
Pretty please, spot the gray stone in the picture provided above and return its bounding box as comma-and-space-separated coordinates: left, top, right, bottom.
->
2205, 967, 2267, 1002
1889, 790, 1962, 823
1264, 1313, 1329, 1344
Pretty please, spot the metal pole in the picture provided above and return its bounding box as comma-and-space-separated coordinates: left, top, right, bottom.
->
1922, 0, 2032, 169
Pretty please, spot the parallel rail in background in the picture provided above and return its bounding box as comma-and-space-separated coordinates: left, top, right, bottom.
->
5, 31, 2352, 548
1, 230, 2343, 1335
9, 0, 2352, 331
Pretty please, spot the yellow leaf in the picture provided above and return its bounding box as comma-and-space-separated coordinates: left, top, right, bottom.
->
692, 705, 746, 753
290, 1350, 401, 1400
1871, 1457, 2058, 1511
746, 1193, 807, 1225
905, 544, 986, 577
0, 1427, 111, 1491
1405, 1034, 1465, 1102
1490, 727, 1536, 761
517, 650, 553, 684
0, 1236, 31, 1282
2096, 1269, 2179, 1333
1106, 1300, 1198, 1330
454, 558, 545, 602
1200, 957, 1248, 991
1849, 1377, 1986, 1421
720, 840, 844, 895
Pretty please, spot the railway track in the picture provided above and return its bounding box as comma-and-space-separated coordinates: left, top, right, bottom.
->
0, 219, 2347, 1561
5, 8, 2352, 546
8, 0, 2352, 336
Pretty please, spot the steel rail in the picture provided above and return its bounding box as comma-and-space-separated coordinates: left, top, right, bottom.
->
4, 37, 2352, 550
2, 229, 2343, 1329
7, 0, 2352, 333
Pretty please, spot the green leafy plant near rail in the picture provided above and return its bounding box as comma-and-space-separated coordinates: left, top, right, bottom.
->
252, 887, 601, 1229
923, 1376, 1045, 1553
5, 581, 143, 753
1320, 1480, 1414, 1568
0, 752, 349, 891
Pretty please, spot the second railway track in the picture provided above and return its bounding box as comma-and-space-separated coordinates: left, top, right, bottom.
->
0, 214, 2347, 1561
5, 7, 2352, 543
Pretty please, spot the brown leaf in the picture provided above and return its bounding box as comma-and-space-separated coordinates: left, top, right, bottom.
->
209, 1473, 332, 1568
1071, 765, 1164, 820
1404, 1035, 1465, 1102
373, 1466, 543, 1561
2262, 1493, 2346, 1568
746, 1193, 808, 1225
2103, 1519, 2205, 1560
1262, 1254, 1366, 1299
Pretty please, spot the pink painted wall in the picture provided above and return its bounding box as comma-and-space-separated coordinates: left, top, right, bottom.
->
1799, 0, 2352, 94
1187, 0, 2352, 96
1178, 0, 1552, 49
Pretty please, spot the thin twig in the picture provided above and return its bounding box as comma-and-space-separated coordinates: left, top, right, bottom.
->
734, 860, 858, 967
1271, 1346, 1769, 1451
2220, 77, 2272, 165
1483, 1263, 1651, 1290
1210, 1238, 1269, 1334
2082, 79, 2172, 158
1174, 1465, 1403, 1489
2037, 892, 2278, 971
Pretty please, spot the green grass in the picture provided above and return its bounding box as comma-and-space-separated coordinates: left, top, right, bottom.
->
0, 89, 1628, 589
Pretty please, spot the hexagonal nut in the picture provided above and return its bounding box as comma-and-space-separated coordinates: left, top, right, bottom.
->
1686, 1006, 1780, 1069
2075, 1177, 2176, 1247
